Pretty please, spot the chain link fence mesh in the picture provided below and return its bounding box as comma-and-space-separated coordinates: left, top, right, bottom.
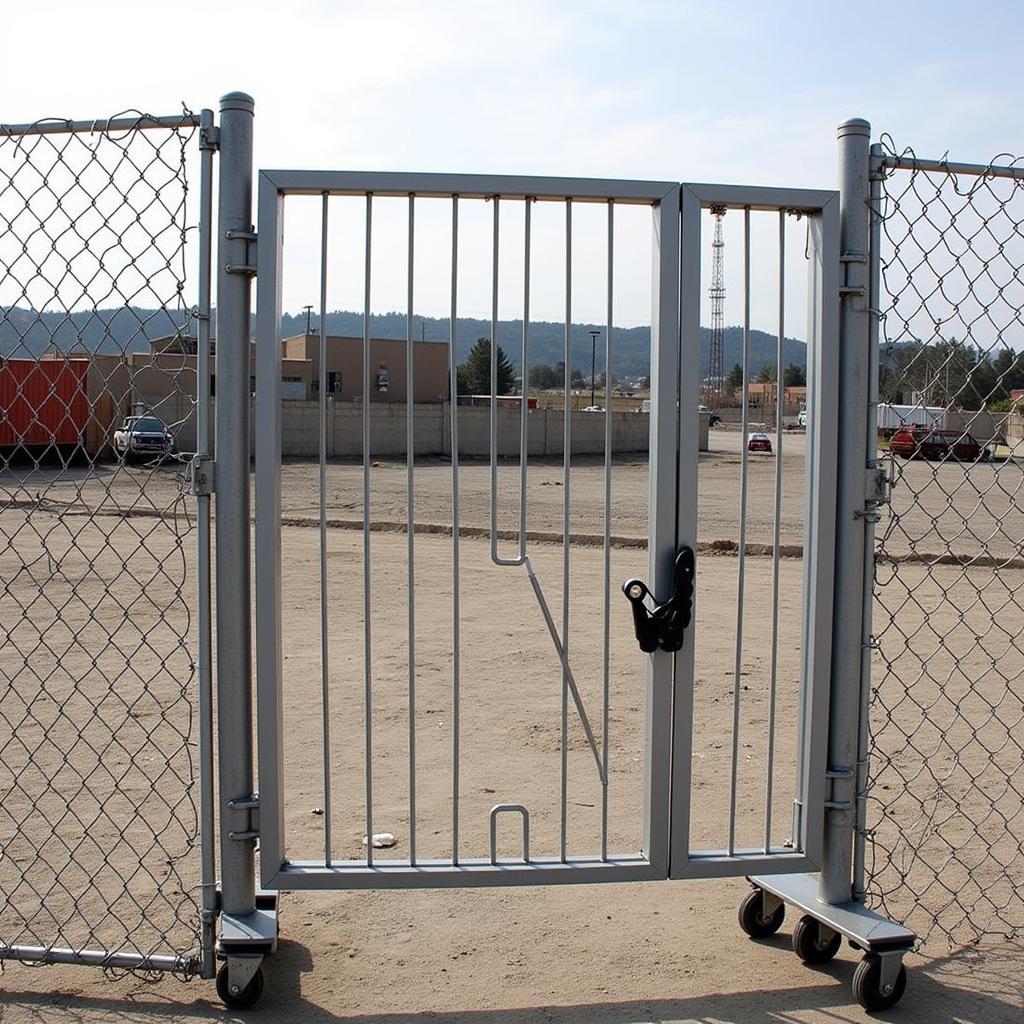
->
0, 112, 204, 973
866, 139, 1024, 948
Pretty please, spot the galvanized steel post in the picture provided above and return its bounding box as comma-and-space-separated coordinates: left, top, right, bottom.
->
820, 118, 872, 906
214, 91, 257, 921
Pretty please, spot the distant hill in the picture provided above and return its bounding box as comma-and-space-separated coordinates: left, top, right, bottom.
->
0, 306, 806, 379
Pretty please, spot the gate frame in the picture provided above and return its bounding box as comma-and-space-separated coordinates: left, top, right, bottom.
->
253, 169, 683, 891
670, 182, 839, 880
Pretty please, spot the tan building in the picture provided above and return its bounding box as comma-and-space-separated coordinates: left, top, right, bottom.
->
280, 334, 450, 404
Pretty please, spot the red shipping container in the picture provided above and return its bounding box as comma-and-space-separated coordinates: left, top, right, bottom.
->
0, 358, 90, 449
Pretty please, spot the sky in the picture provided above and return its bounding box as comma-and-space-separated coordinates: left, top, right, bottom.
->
3, 0, 1022, 346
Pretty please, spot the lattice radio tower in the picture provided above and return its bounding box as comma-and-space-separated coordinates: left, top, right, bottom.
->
708, 206, 726, 408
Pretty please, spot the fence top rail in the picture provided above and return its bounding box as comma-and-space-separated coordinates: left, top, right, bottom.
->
681, 181, 837, 213
259, 168, 679, 204
0, 112, 204, 138
872, 149, 1024, 182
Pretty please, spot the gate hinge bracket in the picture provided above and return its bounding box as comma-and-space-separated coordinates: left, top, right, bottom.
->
227, 793, 260, 842
622, 546, 695, 654
187, 454, 215, 497
839, 285, 866, 297
225, 229, 257, 276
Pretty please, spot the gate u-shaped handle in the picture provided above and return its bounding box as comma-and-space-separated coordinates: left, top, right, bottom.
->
622, 546, 695, 653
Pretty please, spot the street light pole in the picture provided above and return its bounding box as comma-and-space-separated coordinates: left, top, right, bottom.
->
589, 329, 600, 408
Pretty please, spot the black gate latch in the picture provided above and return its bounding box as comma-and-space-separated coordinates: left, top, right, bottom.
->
622, 546, 695, 653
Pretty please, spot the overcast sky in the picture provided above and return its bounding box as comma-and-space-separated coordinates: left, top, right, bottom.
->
3, 0, 1021, 342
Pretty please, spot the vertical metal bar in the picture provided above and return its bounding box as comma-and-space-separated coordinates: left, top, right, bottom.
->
670, 184, 700, 874
318, 192, 333, 866
854, 155, 884, 900
363, 192, 374, 866
407, 193, 417, 866
214, 91, 256, 921
255, 170, 286, 886
559, 199, 572, 863
519, 200, 532, 557
601, 199, 614, 861
790, 199, 840, 867
450, 195, 462, 865
764, 210, 785, 852
195, 106, 216, 979
727, 207, 752, 857
489, 197, 502, 561
820, 118, 873, 905
642, 187, 681, 876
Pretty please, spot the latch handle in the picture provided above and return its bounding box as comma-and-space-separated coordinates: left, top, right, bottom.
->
622, 546, 695, 654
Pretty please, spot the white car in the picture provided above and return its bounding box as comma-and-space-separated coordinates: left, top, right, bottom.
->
113, 415, 175, 460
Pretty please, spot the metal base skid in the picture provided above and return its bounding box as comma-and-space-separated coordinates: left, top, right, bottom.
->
749, 872, 914, 953
745, 872, 915, 1010
216, 890, 279, 1010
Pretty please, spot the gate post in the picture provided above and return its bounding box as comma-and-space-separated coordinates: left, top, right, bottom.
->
213, 93, 271, 997
819, 117, 873, 906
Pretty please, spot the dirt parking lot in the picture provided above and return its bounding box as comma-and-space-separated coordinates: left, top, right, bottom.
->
0, 431, 1021, 1022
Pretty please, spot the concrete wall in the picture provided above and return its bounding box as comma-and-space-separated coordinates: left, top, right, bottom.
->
273, 402, 706, 458
157, 401, 710, 459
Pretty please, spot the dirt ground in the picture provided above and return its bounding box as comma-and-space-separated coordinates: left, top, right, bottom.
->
0, 432, 1021, 1022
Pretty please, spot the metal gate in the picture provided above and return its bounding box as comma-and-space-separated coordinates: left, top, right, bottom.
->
252, 171, 839, 890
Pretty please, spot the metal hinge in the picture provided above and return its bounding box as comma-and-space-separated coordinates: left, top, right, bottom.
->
188, 454, 215, 497
839, 250, 867, 297
225, 228, 257, 276
227, 793, 260, 842
199, 125, 220, 151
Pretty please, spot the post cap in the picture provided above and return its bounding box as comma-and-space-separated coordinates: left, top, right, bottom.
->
837, 117, 871, 139
220, 92, 255, 114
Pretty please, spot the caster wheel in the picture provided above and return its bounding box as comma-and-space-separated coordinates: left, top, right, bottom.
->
852, 953, 907, 1012
216, 962, 265, 1010
792, 914, 842, 964
738, 887, 785, 938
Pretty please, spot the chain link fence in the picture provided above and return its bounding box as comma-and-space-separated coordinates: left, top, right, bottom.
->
866, 139, 1024, 948
0, 111, 205, 973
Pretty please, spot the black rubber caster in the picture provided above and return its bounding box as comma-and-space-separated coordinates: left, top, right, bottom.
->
216, 962, 265, 1010
792, 914, 842, 964
852, 952, 907, 1012
738, 887, 785, 938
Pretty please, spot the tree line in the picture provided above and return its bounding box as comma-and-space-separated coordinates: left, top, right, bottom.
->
880, 338, 1024, 410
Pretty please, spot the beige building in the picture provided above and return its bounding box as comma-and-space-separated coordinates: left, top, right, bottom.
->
280, 334, 450, 404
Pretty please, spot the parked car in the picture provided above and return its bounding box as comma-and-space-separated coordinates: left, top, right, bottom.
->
747, 432, 773, 454
889, 426, 984, 461
113, 415, 175, 460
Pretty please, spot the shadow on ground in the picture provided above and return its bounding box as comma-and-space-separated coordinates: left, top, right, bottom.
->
3, 939, 1020, 1024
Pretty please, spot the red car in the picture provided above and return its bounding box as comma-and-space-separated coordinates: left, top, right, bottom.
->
890, 426, 984, 461
747, 432, 773, 454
